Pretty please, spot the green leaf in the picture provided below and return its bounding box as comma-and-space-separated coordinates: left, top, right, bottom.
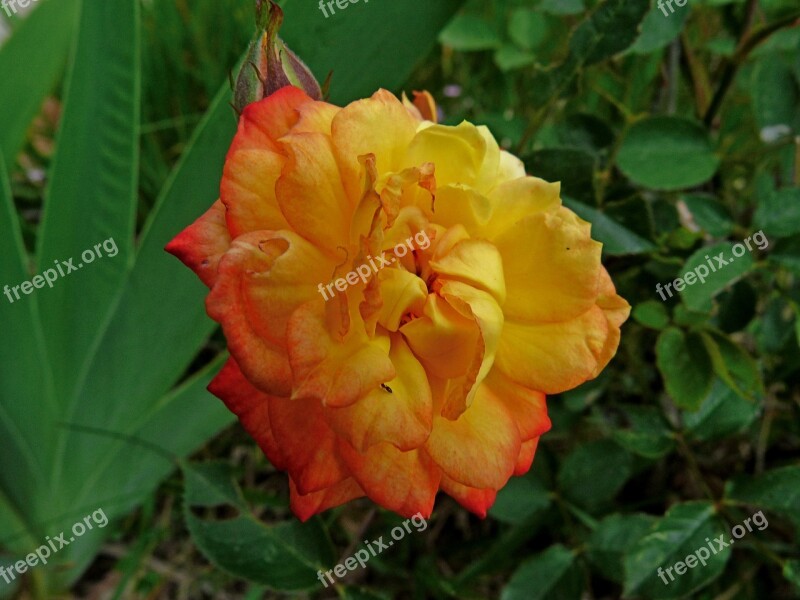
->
438, 14, 501, 51
489, 473, 551, 525
612, 406, 675, 459
633, 300, 670, 329
558, 440, 633, 510
529, 0, 650, 104
681, 194, 735, 237
656, 327, 714, 410
494, 45, 535, 72
73, 86, 234, 439
562, 197, 656, 256
587, 513, 656, 584
617, 117, 719, 190
36, 0, 141, 396
754, 188, 800, 239
567, 0, 649, 66
183, 462, 335, 591
507, 9, 565, 59
281, 0, 464, 103
699, 331, 763, 401
628, 2, 689, 54
725, 466, 800, 528
501, 545, 581, 600
508, 9, 550, 50
751, 55, 800, 138
755, 296, 796, 353
783, 560, 800, 592
539, 0, 585, 15
0, 148, 54, 535
0, 0, 80, 171
684, 379, 759, 441
678, 241, 756, 312
623, 502, 730, 599
673, 303, 711, 327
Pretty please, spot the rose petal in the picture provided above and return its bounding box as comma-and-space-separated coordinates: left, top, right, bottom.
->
287, 300, 395, 408
165, 199, 231, 288
269, 396, 351, 494
289, 477, 364, 522
495, 305, 610, 394
425, 382, 520, 490
276, 132, 352, 254
440, 474, 496, 518
208, 357, 286, 470
338, 442, 441, 519
324, 334, 432, 452
332, 89, 420, 201
492, 205, 602, 323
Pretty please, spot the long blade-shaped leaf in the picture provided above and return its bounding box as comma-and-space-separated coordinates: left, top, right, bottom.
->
36, 0, 140, 402
32, 3, 141, 529
0, 0, 80, 171
0, 149, 53, 545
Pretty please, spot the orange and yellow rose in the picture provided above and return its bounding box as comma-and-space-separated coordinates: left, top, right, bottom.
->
167, 85, 629, 521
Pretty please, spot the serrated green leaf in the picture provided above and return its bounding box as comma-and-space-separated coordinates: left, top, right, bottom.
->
684, 379, 759, 441
633, 300, 670, 329
725, 466, 800, 528
587, 513, 656, 584
439, 14, 501, 51
656, 328, 714, 410
617, 117, 719, 190
183, 462, 335, 591
563, 197, 656, 256
623, 502, 730, 599
699, 331, 763, 401
501, 545, 581, 600
558, 440, 633, 510
612, 405, 675, 459
490, 473, 551, 525
679, 241, 755, 312
682, 194, 735, 237
529, 0, 650, 104
628, 2, 689, 54
754, 188, 800, 239
494, 45, 535, 72
752, 55, 800, 137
